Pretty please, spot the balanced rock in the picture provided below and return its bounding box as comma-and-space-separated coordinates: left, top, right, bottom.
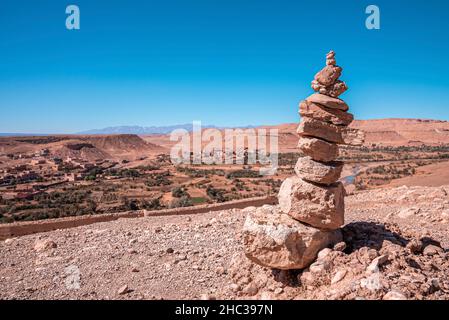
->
306, 93, 349, 111
297, 118, 343, 144
242, 50, 363, 272
314, 65, 342, 87
242, 205, 342, 270
311, 80, 348, 98
326, 50, 336, 66
311, 51, 348, 97
299, 100, 353, 126
297, 117, 364, 146
294, 157, 343, 185
278, 176, 345, 230
297, 137, 339, 162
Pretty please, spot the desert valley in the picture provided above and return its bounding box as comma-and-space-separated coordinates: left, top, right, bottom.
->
1, 118, 449, 225
1, 117, 449, 300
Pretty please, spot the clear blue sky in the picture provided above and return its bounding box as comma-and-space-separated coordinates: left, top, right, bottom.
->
1, 0, 449, 133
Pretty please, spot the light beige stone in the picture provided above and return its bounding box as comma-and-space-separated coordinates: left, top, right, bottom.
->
326, 51, 335, 60
294, 156, 343, 185
242, 205, 342, 270
34, 238, 57, 252
297, 137, 339, 162
383, 290, 407, 300
306, 93, 349, 111
278, 176, 345, 230
331, 269, 347, 284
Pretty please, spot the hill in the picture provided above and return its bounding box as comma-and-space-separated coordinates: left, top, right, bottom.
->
0, 134, 167, 162
142, 118, 449, 152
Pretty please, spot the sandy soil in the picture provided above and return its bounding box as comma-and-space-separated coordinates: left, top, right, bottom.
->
385, 161, 449, 187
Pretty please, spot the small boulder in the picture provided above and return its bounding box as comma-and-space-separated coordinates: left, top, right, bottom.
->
278, 176, 345, 230
305, 93, 349, 111
297, 137, 339, 162
242, 205, 342, 270
294, 157, 343, 185
299, 100, 353, 126
34, 238, 57, 252
314, 65, 342, 87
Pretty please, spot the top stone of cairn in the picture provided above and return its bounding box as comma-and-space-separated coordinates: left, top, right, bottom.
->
311, 51, 348, 98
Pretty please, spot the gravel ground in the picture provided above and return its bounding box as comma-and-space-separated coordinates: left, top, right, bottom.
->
1, 184, 448, 300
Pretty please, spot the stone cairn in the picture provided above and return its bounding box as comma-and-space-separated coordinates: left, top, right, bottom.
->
242, 51, 364, 270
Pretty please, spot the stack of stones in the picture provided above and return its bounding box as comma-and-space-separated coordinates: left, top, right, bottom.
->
242, 51, 364, 270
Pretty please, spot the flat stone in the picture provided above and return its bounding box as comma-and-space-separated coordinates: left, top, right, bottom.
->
117, 285, 130, 295
297, 137, 339, 162
306, 93, 349, 111
298, 118, 342, 143
366, 255, 388, 273
294, 156, 343, 185
297, 117, 364, 146
278, 176, 345, 230
314, 65, 342, 86
299, 100, 353, 126
242, 205, 342, 270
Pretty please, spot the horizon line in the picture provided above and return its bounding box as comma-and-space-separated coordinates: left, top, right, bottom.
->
1, 117, 448, 137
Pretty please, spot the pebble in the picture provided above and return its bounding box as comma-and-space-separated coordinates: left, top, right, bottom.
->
118, 285, 130, 295
423, 244, 443, 256
383, 290, 407, 300
331, 269, 347, 284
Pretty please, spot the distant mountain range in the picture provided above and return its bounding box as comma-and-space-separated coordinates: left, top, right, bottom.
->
0, 124, 258, 137
0, 133, 48, 137
77, 124, 256, 135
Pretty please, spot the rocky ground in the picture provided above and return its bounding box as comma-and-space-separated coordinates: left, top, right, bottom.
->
1, 184, 448, 300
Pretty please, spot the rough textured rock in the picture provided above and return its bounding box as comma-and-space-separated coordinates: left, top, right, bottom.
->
297, 117, 343, 143
294, 157, 343, 185
34, 238, 57, 252
278, 176, 345, 230
341, 127, 365, 147
297, 117, 364, 146
299, 100, 353, 126
314, 65, 342, 87
297, 137, 339, 162
242, 205, 342, 270
311, 80, 348, 98
306, 93, 349, 111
